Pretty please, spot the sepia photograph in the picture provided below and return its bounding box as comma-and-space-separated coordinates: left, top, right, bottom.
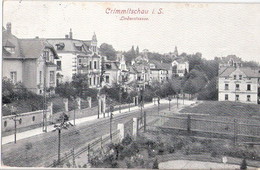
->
1, 1, 260, 169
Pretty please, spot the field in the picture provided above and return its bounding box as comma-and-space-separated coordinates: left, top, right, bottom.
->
180, 101, 260, 119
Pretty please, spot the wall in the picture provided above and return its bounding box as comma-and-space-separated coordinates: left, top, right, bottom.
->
59, 53, 76, 82
23, 59, 37, 93
2, 110, 49, 132
2, 59, 23, 82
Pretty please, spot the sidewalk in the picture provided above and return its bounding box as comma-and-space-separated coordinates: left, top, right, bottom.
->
2, 99, 196, 145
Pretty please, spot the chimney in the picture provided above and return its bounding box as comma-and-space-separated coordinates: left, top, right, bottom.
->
35, 36, 39, 39
65, 34, 69, 39
6, 22, 11, 34
69, 28, 72, 39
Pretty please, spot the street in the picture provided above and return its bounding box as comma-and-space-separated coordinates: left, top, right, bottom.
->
2, 100, 186, 167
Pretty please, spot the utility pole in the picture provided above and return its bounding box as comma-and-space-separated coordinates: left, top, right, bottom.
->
168, 96, 171, 111
110, 107, 114, 142
177, 93, 179, 108
57, 128, 61, 165
157, 97, 160, 114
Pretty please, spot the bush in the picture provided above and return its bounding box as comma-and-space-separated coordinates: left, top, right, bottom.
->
152, 159, 159, 169
240, 158, 247, 170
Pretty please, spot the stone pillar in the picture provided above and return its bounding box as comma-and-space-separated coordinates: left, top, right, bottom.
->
87, 97, 92, 108
101, 94, 106, 118
133, 118, 138, 140
76, 97, 81, 110
136, 96, 139, 105
98, 96, 102, 117
117, 123, 125, 142
47, 102, 53, 121
133, 97, 136, 105
63, 98, 68, 112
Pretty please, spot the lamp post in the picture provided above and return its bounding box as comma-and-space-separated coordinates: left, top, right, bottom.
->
53, 120, 72, 166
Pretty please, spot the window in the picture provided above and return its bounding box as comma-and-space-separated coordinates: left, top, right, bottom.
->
43, 50, 49, 61
247, 95, 251, 102
236, 84, 240, 90
225, 94, 228, 101
106, 76, 109, 83
32, 116, 35, 121
94, 61, 97, 69
50, 71, 55, 83
79, 59, 82, 64
89, 78, 92, 86
93, 77, 96, 85
4, 47, 15, 53
239, 75, 242, 80
4, 121, 7, 127
39, 71, 42, 84
89, 61, 92, 69
57, 61, 61, 70
247, 84, 251, 91
10, 71, 17, 84
225, 84, 229, 90
234, 75, 237, 80
97, 77, 100, 85
236, 95, 239, 101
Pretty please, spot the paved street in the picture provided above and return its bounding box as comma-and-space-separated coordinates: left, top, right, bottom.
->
2, 98, 195, 167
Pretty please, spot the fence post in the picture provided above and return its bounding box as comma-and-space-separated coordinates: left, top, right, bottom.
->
234, 119, 237, 146
117, 123, 125, 142
187, 114, 191, 134
133, 118, 138, 140
144, 111, 146, 132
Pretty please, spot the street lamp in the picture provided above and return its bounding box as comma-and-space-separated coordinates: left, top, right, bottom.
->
53, 120, 73, 166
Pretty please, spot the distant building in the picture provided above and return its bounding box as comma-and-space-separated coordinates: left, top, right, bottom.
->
218, 66, 260, 104
2, 23, 59, 94
149, 60, 172, 84
171, 58, 189, 77
219, 55, 242, 68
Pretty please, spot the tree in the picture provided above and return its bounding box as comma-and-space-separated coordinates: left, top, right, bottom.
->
71, 74, 88, 98
99, 43, 117, 60
240, 158, 247, 170
136, 46, 139, 56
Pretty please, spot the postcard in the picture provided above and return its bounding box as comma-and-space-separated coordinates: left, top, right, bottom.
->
2, 1, 260, 169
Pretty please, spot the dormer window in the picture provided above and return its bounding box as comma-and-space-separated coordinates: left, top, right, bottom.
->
4, 46, 15, 53
74, 43, 83, 51
56, 43, 65, 50
43, 50, 49, 61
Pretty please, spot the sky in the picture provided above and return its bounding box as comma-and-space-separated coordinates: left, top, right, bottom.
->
3, 1, 260, 63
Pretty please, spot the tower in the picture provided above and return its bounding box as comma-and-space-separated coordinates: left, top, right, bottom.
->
173, 46, 178, 57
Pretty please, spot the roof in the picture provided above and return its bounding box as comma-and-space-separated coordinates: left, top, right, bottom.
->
173, 57, 187, 64
2, 29, 24, 58
149, 60, 171, 70
220, 55, 242, 64
19, 39, 59, 59
47, 39, 91, 54
219, 67, 260, 78
104, 61, 119, 70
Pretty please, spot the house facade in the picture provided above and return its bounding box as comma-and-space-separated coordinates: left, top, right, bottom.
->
172, 58, 189, 77
2, 23, 59, 94
47, 30, 101, 88
149, 60, 172, 84
218, 67, 260, 104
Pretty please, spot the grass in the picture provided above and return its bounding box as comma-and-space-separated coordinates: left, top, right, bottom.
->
180, 101, 260, 119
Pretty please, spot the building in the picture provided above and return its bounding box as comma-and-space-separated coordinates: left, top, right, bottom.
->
149, 60, 172, 84
47, 30, 101, 87
219, 55, 242, 68
2, 23, 59, 94
171, 58, 189, 77
218, 66, 260, 104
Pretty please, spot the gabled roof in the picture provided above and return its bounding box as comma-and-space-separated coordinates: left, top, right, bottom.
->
219, 67, 260, 78
149, 60, 171, 70
47, 39, 90, 54
172, 57, 187, 64
19, 39, 59, 59
2, 29, 24, 58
